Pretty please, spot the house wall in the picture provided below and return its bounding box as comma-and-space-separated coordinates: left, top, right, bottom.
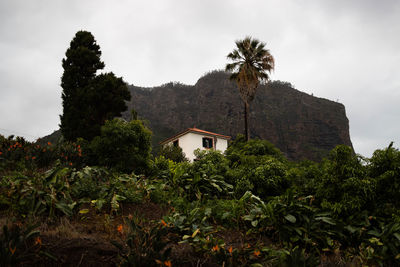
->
166, 132, 229, 162
215, 137, 228, 152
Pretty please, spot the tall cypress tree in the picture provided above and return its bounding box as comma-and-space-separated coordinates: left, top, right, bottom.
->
60, 31, 130, 141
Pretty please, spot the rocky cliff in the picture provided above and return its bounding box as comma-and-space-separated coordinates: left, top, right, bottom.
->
122, 71, 352, 161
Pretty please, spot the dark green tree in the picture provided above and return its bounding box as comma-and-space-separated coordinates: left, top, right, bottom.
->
90, 118, 152, 173
83, 72, 131, 140
225, 37, 275, 141
60, 31, 130, 141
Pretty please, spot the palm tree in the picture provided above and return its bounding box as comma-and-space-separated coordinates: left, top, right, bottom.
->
225, 37, 275, 141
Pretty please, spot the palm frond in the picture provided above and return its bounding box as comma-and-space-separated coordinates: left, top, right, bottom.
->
225, 36, 275, 101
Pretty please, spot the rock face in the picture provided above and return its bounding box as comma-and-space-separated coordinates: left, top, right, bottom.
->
123, 71, 352, 161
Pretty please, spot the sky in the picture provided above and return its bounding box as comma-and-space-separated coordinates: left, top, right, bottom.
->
0, 0, 399, 158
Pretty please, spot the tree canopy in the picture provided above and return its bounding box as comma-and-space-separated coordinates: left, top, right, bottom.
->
60, 31, 130, 141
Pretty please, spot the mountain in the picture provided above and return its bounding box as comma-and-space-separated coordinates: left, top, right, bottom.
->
122, 71, 352, 161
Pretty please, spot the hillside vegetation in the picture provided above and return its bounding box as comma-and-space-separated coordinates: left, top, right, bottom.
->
1, 133, 399, 266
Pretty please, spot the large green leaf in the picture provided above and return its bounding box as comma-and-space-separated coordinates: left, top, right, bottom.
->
284, 214, 296, 223
315, 216, 336, 225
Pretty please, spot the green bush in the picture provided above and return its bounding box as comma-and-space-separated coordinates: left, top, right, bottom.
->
226, 135, 285, 164
315, 145, 375, 217
1, 166, 76, 217
70, 166, 144, 212
158, 144, 188, 162
0, 135, 35, 171
286, 160, 322, 196
184, 150, 233, 200
0, 134, 86, 171
90, 118, 152, 173
228, 155, 289, 199
369, 142, 400, 208
242, 190, 337, 256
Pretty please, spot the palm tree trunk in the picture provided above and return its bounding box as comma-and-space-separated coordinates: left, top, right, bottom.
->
244, 101, 250, 141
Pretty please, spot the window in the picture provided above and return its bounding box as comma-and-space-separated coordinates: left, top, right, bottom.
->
173, 140, 179, 147
202, 137, 213, 149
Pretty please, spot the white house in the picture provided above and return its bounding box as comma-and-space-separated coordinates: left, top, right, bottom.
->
160, 128, 231, 162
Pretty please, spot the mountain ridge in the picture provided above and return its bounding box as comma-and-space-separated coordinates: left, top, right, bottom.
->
122, 70, 352, 161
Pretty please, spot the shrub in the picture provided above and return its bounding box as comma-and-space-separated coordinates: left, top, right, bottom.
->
315, 145, 375, 216
226, 135, 285, 165
286, 160, 322, 196
228, 155, 289, 199
0, 223, 42, 266
158, 144, 188, 162
90, 118, 152, 173
164, 150, 233, 201
112, 217, 172, 266
368, 142, 400, 208
0, 135, 35, 171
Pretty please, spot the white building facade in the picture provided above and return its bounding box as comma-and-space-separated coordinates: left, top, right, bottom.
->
160, 128, 231, 162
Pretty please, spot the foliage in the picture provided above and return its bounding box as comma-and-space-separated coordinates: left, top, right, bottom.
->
0, 164, 144, 218
369, 142, 400, 208
151, 156, 175, 178
83, 72, 131, 140
0, 134, 87, 173
242, 190, 337, 255
286, 160, 322, 196
278, 246, 321, 267
225, 138, 288, 199
0, 135, 33, 171
228, 155, 289, 198
90, 118, 152, 173
1, 166, 76, 217
60, 30, 130, 141
158, 144, 188, 163
3, 128, 400, 266
112, 217, 172, 267
315, 145, 376, 216
226, 134, 285, 163
0, 222, 41, 265
359, 221, 400, 265
170, 150, 233, 201
71, 166, 144, 213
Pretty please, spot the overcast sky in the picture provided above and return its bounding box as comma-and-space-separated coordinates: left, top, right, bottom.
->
0, 0, 399, 157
